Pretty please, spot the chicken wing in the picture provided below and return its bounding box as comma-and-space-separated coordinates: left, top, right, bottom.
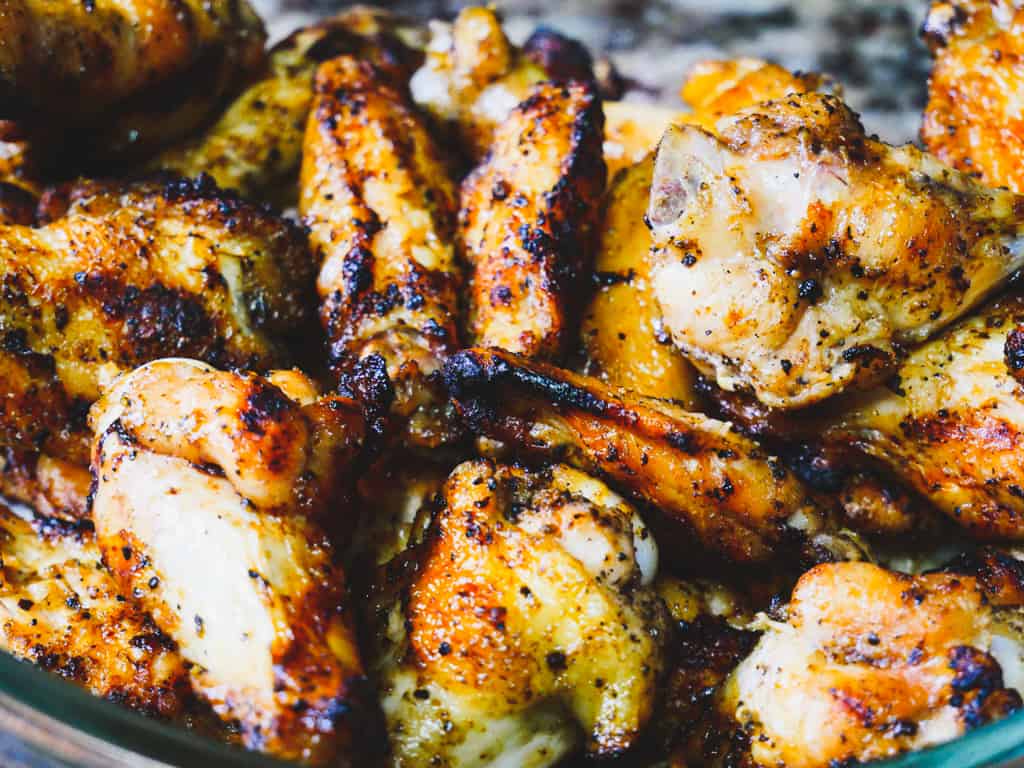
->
0, 503, 192, 718
410, 7, 594, 163
648, 92, 1024, 409
717, 561, 1024, 767
300, 55, 461, 447
582, 60, 832, 405
443, 347, 861, 564
922, 0, 1024, 193
372, 459, 665, 767
0, 175, 316, 465
823, 293, 1024, 540
460, 82, 605, 361
0, 0, 264, 145
89, 359, 380, 766
154, 9, 422, 203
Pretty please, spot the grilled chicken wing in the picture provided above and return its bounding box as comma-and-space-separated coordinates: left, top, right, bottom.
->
155, 9, 422, 202
443, 347, 860, 564
373, 459, 665, 767
410, 7, 593, 163
822, 293, 1024, 540
0, 0, 264, 151
583, 60, 831, 404
0, 175, 315, 465
460, 82, 605, 361
89, 360, 379, 766
0, 504, 192, 717
648, 92, 1024, 409
922, 0, 1024, 193
718, 561, 1024, 767
300, 55, 461, 447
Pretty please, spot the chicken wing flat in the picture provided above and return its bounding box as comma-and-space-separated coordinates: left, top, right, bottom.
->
155, 9, 422, 202
0, 175, 315, 465
410, 7, 594, 163
922, 0, 1024, 192
0, 0, 264, 131
301, 55, 460, 447
823, 293, 1024, 540
443, 347, 858, 564
716, 561, 1024, 767
0, 504, 193, 718
460, 82, 605, 361
373, 459, 665, 767
648, 92, 1024, 409
90, 360, 380, 766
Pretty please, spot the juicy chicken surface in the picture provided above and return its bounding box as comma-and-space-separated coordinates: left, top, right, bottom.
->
648, 92, 1024, 409
0, 0, 264, 136
373, 459, 665, 767
0, 175, 315, 465
155, 8, 423, 202
89, 360, 379, 766
582, 59, 830, 405
922, 0, 1024, 193
443, 347, 858, 564
300, 54, 461, 447
719, 561, 1024, 767
460, 81, 605, 361
824, 293, 1024, 540
0, 504, 193, 717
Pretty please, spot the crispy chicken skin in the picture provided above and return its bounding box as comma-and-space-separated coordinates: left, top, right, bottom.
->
410, 7, 592, 162
719, 561, 1024, 767
89, 360, 380, 766
922, 0, 1024, 193
373, 459, 665, 767
0, 175, 315, 465
300, 55, 461, 447
460, 81, 605, 361
155, 8, 422, 202
648, 92, 1024, 409
583, 60, 830, 404
0, 504, 193, 717
823, 294, 1024, 540
443, 347, 857, 564
0, 0, 264, 126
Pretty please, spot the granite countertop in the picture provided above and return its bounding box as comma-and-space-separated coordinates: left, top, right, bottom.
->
252, 0, 934, 144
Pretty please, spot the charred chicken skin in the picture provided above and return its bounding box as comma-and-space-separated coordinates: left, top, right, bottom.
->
460, 81, 605, 362
718, 561, 1024, 767
0, 175, 315, 465
443, 347, 859, 564
373, 459, 665, 767
922, 0, 1024, 193
300, 54, 461, 447
89, 359, 380, 766
648, 92, 1024, 409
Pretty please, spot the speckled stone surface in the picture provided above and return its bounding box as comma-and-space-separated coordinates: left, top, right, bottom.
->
252, 0, 934, 144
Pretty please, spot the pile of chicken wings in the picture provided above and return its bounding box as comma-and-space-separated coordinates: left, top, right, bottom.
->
3, 1, 1024, 766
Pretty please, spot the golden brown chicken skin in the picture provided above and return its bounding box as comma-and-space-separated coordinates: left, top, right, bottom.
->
460, 81, 605, 362
922, 0, 1024, 193
717, 561, 1024, 768
301, 55, 461, 448
0, 175, 316, 465
0, 0, 264, 143
823, 293, 1024, 540
0, 449, 90, 521
648, 92, 1024, 409
373, 459, 665, 767
155, 9, 422, 202
443, 347, 859, 564
90, 360, 381, 766
0, 504, 193, 718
